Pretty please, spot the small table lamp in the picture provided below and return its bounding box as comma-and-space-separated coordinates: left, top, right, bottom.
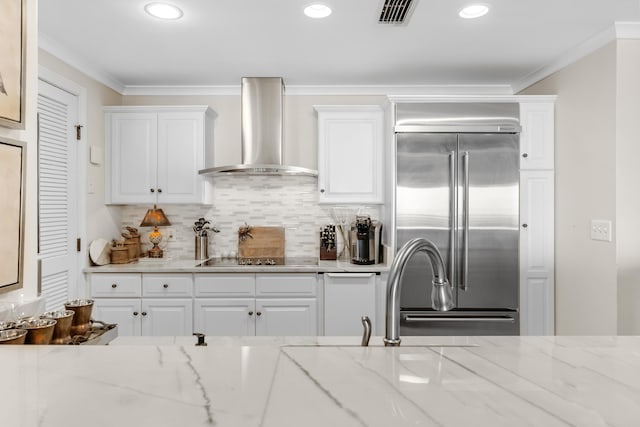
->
139, 204, 171, 258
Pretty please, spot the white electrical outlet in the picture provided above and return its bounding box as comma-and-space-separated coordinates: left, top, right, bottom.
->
165, 228, 176, 242
590, 220, 612, 242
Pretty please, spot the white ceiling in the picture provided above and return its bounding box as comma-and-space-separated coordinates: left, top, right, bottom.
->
39, 0, 640, 93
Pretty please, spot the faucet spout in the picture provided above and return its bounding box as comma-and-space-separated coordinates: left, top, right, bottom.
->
384, 238, 454, 346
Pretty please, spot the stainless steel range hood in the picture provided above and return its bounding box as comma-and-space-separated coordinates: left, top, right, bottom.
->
199, 77, 318, 177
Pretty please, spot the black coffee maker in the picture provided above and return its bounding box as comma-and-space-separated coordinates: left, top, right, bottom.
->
349, 215, 382, 265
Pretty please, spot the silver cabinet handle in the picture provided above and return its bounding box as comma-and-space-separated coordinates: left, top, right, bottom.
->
141, 312, 147, 316
449, 151, 456, 288
150, 188, 155, 193
163, 283, 169, 289
111, 283, 117, 288
522, 224, 528, 228
522, 153, 528, 158
157, 188, 162, 193
248, 311, 254, 316
320, 188, 325, 193
461, 151, 470, 291
133, 311, 139, 316
256, 311, 262, 316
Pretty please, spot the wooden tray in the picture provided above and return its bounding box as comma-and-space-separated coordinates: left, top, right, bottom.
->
238, 226, 284, 259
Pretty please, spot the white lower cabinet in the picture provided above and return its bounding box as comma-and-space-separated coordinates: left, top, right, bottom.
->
194, 273, 318, 336
255, 299, 317, 336
519, 170, 555, 335
141, 299, 193, 336
92, 298, 142, 337
324, 273, 377, 336
194, 299, 255, 336
91, 273, 193, 337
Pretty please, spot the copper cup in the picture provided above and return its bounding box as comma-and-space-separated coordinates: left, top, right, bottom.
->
0, 328, 28, 345
18, 318, 57, 344
42, 310, 75, 344
64, 299, 94, 337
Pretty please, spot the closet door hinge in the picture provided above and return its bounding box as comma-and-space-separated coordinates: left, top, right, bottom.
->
75, 125, 83, 140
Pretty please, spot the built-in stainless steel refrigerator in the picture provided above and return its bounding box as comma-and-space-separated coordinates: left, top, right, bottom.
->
394, 103, 520, 336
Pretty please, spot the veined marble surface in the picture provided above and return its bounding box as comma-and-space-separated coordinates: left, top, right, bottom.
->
2, 335, 640, 426
83, 258, 389, 274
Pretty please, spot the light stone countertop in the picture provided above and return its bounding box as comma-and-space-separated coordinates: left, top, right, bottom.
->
83, 258, 389, 274
3, 335, 640, 426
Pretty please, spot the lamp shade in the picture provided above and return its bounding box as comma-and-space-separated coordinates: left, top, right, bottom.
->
139, 205, 171, 227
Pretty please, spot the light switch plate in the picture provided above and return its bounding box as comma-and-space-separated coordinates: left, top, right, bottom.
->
590, 219, 612, 242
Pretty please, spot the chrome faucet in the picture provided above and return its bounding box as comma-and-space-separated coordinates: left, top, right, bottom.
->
383, 238, 454, 346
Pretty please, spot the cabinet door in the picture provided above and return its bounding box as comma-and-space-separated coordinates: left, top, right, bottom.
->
255, 298, 317, 336
157, 112, 205, 203
92, 299, 141, 337
520, 170, 554, 335
315, 106, 384, 204
141, 299, 193, 336
194, 299, 255, 336
109, 113, 158, 204
520, 102, 554, 170
324, 273, 376, 336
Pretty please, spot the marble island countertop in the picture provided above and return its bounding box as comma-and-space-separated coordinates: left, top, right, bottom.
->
3, 335, 640, 426
83, 257, 389, 273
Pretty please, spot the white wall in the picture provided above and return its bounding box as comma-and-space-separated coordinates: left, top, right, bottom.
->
520, 42, 619, 335
615, 40, 640, 334
0, 0, 39, 301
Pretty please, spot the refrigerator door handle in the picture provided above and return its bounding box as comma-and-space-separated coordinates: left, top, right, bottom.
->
404, 315, 515, 323
460, 151, 470, 291
449, 151, 456, 287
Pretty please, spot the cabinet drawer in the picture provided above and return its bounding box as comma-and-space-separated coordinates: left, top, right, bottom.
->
256, 274, 317, 297
91, 274, 141, 298
195, 274, 255, 297
143, 274, 193, 297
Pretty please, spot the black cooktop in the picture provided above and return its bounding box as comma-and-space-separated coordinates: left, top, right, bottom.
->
196, 257, 319, 267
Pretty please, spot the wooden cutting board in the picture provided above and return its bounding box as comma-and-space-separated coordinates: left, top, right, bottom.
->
238, 226, 285, 259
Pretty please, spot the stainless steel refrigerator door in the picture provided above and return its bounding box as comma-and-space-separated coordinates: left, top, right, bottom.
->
396, 133, 458, 309
400, 309, 519, 336
456, 133, 519, 309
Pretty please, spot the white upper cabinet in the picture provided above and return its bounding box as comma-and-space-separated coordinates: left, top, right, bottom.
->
105, 105, 215, 204
519, 102, 555, 170
315, 105, 385, 204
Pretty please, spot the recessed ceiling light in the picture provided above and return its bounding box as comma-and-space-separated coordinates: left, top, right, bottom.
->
304, 4, 332, 19
459, 4, 489, 19
145, 2, 183, 20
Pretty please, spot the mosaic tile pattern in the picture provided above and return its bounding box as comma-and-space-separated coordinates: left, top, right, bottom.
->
119, 176, 381, 260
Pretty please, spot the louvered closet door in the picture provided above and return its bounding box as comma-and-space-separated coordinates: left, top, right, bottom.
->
37, 81, 78, 311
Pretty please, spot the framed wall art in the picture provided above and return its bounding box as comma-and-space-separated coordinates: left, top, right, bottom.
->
0, 136, 26, 293
0, 0, 26, 129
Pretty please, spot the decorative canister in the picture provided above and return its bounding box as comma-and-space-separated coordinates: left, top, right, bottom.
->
195, 235, 209, 260
110, 246, 130, 264
64, 299, 94, 337
41, 309, 75, 344
124, 240, 138, 261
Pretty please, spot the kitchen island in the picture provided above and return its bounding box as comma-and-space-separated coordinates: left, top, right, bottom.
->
2, 335, 640, 426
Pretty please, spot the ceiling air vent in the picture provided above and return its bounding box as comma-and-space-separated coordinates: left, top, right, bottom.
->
378, 0, 415, 24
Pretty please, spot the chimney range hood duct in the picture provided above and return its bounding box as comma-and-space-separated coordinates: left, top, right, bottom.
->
198, 77, 318, 177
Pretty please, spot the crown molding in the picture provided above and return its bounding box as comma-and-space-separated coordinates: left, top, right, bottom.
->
512, 21, 640, 93
615, 21, 640, 39
122, 84, 514, 96
39, 33, 126, 94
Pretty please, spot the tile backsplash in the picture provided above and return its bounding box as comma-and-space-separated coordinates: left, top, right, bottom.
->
119, 176, 380, 260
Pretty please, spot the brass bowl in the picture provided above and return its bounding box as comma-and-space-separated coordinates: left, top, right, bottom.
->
17, 318, 57, 345
64, 299, 94, 337
0, 321, 16, 331
0, 329, 28, 345
41, 310, 75, 344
